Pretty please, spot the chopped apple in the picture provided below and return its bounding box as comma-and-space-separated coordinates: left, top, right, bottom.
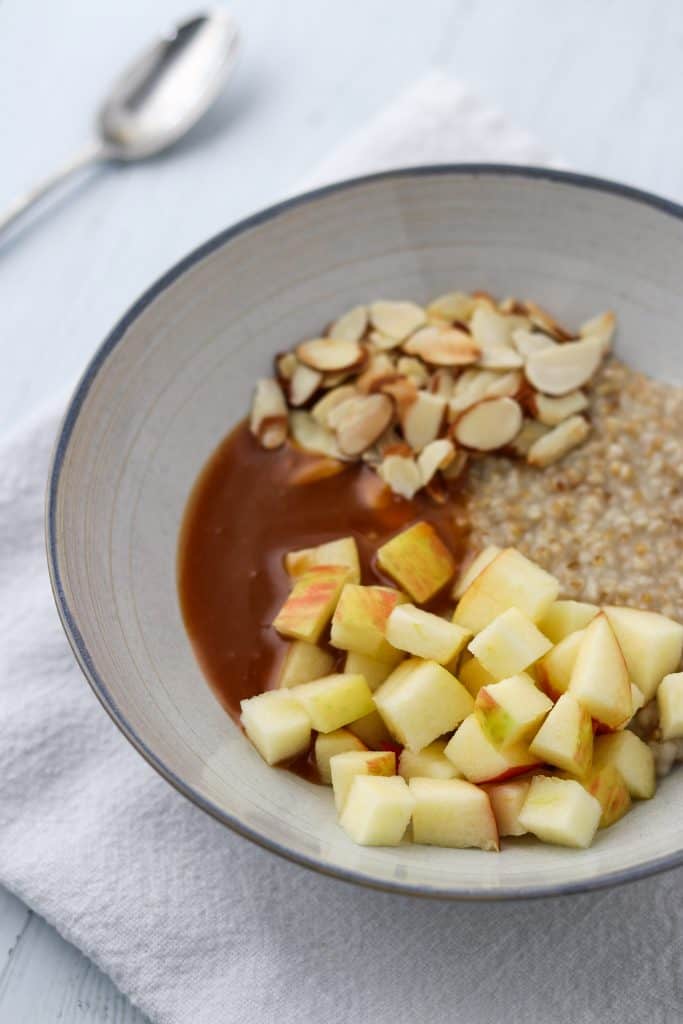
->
278, 640, 335, 687
330, 749, 397, 811
452, 545, 502, 600
475, 673, 553, 747
409, 778, 499, 850
330, 584, 406, 661
285, 536, 361, 583
444, 714, 540, 783
657, 672, 683, 740
339, 775, 415, 846
518, 776, 602, 848
592, 731, 655, 799
458, 654, 497, 698
374, 658, 474, 751
240, 691, 311, 765
568, 613, 631, 729
582, 762, 631, 828
398, 739, 461, 780
344, 651, 396, 691
314, 729, 367, 784
376, 521, 455, 603
273, 565, 350, 643
453, 547, 560, 633
468, 607, 552, 680
386, 603, 471, 664
536, 628, 585, 700
538, 600, 598, 644
482, 777, 533, 836
290, 673, 374, 733
603, 607, 683, 701
529, 693, 593, 777
346, 709, 393, 747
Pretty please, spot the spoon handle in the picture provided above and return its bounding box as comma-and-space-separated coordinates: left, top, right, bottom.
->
0, 140, 107, 237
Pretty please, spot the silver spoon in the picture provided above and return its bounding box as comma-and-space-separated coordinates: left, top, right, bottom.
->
0, 10, 240, 236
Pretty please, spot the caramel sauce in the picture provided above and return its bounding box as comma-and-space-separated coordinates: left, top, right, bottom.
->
178, 420, 471, 777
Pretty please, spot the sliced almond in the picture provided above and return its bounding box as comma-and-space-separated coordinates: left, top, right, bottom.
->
429, 368, 455, 398
453, 397, 523, 451
368, 329, 404, 351
532, 389, 588, 427
470, 306, 516, 351
426, 291, 475, 323
320, 369, 353, 389
527, 414, 590, 467
369, 300, 426, 341
275, 352, 298, 381
377, 453, 422, 499
401, 391, 447, 452
288, 363, 323, 406
356, 353, 397, 394
379, 375, 419, 418
417, 438, 455, 485
296, 337, 363, 372
477, 346, 523, 370
328, 304, 368, 343
289, 458, 346, 485
334, 393, 394, 457
290, 410, 343, 458
484, 370, 523, 399
511, 328, 557, 358
508, 418, 549, 457
499, 296, 527, 315
249, 378, 288, 449
471, 290, 497, 308
523, 300, 575, 341
579, 310, 616, 354
403, 326, 480, 366
448, 369, 501, 417
441, 448, 468, 481
525, 335, 604, 396
312, 385, 357, 428
397, 356, 430, 387
361, 425, 402, 465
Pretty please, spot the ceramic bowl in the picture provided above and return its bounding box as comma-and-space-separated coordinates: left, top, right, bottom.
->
47, 166, 683, 899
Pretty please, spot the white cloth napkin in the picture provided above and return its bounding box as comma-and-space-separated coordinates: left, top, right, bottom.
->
1, 74, 680, 1024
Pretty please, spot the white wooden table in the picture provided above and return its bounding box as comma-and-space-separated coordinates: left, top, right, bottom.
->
2, 0, 683, 1018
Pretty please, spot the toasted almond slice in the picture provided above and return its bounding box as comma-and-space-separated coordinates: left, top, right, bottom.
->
508, 417, 549, 456
296, 337, 363, 372
499, 296, 528, 316
328, 304, 368, 343
429, 368, 456, 398
448, 369, 501, 417
397, 356, 430, 387
377, 453, 422, 499
477, 345, 524, 370
471, 290, 497, 308
312, 385, 358, 428
427, 291, 475, 322
368, 329, 404, 351
523, 300, 575, 341
579, 310, 616, 354
356, 353, 397, 393
525, 335, 604, 396
532, 390, 588, 427
403, 326, 480, 366
250, 378, 289, 449
289, 458, 346, 485
275, 352, 298, 381
453, 396, 523, 451
441, 448, 468, 480
511, 328, 557, 358
289, 363, 323, 406
470, 306, 515, 349
334, 393, 394, 456
369, 300, 427, 341
380, 375, 419, 418
361, 425, 403, 465
321, 369, 354, 388
484, 370, 523, 399
417, 438, 455, 485
290, 410, 343, 458
401, 391, 447, 452
527, 414, 590, 466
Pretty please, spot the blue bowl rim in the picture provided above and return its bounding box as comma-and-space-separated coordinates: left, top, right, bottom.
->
46, 163, 683, 901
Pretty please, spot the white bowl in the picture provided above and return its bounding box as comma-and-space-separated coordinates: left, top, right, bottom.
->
47, 166, 683, 899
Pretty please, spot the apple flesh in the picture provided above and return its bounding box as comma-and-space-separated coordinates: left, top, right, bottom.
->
536, 628, 585, 700
458, 654, 497, 698
314, 729, 367, 784
592, 731, 656, 799
482, 777, 533, 836
374, 658, 474, 752
285, 536, 361, 583
568, 613, 632, 729
330, 583, 405, 661
409, 778, 499, 850
398, 739, 461, 780
386, 603, 471, 664
538, 600, 598, 643
603, 606, 683, 701
376, 521, 456, 603
444, 714, 540, 783
468, 606, 552, 680
330, 749, 397, 811
529, 693, 593, 777
518, 775, 602, 848
657, 672, 683, 740
273, 565, 351, 643
240, 691, 311, 765
344, 650, 397, 691
582, 762, 631, 828
339, 775, 415, 846
278, 640, 335, 687
346, 709, 393, 747
475, 673, 553, 747
453, 547, 560, 634
452, 545, 501, 600
291, 673, 374, 733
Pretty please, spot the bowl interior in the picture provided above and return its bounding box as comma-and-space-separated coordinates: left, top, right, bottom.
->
49, 168, 683, 898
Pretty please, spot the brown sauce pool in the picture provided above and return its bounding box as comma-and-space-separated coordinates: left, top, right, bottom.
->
178, 420, 471, 777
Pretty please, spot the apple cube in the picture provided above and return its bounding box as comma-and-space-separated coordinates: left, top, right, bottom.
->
604, 606, 683, 701
273, 565, 350, 643
330, 749, 397, 811
452, 545, 502, 599
529, 693, 593, 777
453, 547, 560, 633
468, 607, 552, 680
582, 762, 631, 828
568, 613, 631, 729
657, 672, 683, 740
374, 658, 474, 751
290, 673, 374, 733
344, 651, 397, 691
536, 628, 585, 700
314, 729, 367, 784
376, 522, 455, 603
398, 739, 461, 780
444, 714, 540, 783
330, 584, 405, 661
482, 777, 534, 837
386, 603, 471, 664
339, 775, 414, 846
240, 691, 311, 765
475, 673, 553, 747
538, 600, 598, 644
278, 640, 335, 687
409, 778, 499, 850
593, 731, 656, 799
285, 536, 361, 583
518, 776, 602, 848
346, 709, 393, 747
458, 654, 497, 698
